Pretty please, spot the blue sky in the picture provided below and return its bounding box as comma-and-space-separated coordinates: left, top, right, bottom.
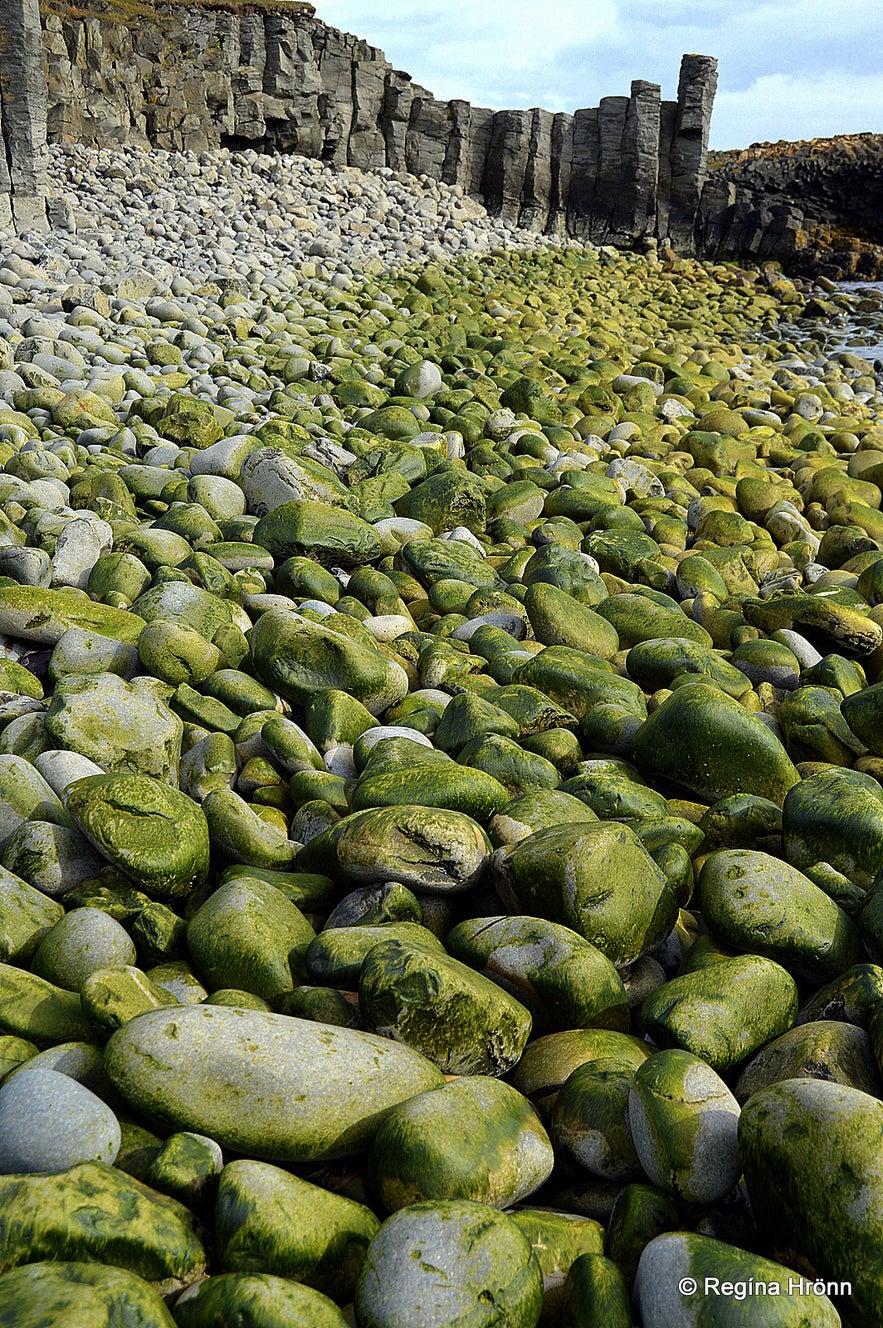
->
315, 1, 883, 150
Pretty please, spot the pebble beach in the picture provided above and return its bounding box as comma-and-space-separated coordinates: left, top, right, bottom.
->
1, 138, 883, 1327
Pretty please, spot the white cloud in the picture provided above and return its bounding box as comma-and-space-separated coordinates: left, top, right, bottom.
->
713, 70, 883, 148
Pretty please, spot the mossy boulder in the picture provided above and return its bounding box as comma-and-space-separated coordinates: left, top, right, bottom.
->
0, 1162, 205, 1295
355, 1200, 544, 1328
369, 1076, 553, 1212
492, 822, 677, 967
631, 682, 800, 805
254, 500, 382, 567
0, 1262, 176, 1328
66, 775, 209, 900
250, 610, 408, 715
447, 915, 628, 1033
640, 955, 798, 1072
783, 767, 883, 888
173, 1274, 349, 1328
104, 1004, 443, 1160
187, 878, 314, 1004
215, 1158, 379, 1301
697, 849, 862, 981
334, 805, 491, 893
740, 1079, 883, 1327
359, 937, 532, 1075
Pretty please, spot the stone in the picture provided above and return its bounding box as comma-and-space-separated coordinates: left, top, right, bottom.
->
65, 773, 210, 900
740, 1080, 883, 1327
173, 1274, 349, 1328
628, 1050, 741, 1203
104, 1004, 444, 1160
369, 1076, 553, 1212
359, 937, 532, 1076
0, 1263, 176, 1328
45, 673, 183, 785
0, 1067, 120, 1173
354, 1200, 543, 1328
215, 1158, 379, 1300
0, 1162, 205, 1294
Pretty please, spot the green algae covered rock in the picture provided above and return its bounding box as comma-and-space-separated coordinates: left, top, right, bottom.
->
352, 762, 509, 821
783, 767, 883, 888
735, 1020, 882, 1102
65, 774, 210, 900
0, 963, 97, 1046
492, 822, 677, 967
562, 1254, 635, 1328
635, 1233, 841, 1328
334, 805, 491, 893
551, 1058, 643, 1183
359, 937, 532, 1075
627, 1050, 741, 1204
697, 848, 862, 981
640, 954, 798, 1072
369, 1076, 553, 1212
354, 1200, 544, 1328
0, 1162, 205, 1294
251, 609, 408, 715
186, 878, 314, 1003
631, 682, 800, 805
740, 1079, 883, 1327
104, 1004, 443, 1161
215, 1158, 379, 1300
0, 1262, 176, 1328
254, 500, 383, 566
45, 673, 183, 786
446, 915, 628, 1033
0, 586, 145, 645
173, 1274, 349, 1328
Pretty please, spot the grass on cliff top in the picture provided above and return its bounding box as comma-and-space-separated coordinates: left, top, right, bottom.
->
40, 0, 314, 22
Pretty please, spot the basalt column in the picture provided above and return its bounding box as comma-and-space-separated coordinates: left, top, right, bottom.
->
0, 0, 49, 230
667, 53, 718, 252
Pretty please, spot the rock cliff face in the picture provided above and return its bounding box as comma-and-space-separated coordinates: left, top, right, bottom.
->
0, 0, 50, 230
1, 0, 877, 277
31, 1, 719, 250
701, 134, 883, 280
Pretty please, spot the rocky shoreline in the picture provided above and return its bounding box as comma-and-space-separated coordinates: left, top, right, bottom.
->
0, 141, 882, 1327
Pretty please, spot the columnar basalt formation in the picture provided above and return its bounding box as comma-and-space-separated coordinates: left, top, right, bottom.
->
27, 3, 720, 252
0, 0, 49, 229
2, 0, 842, 271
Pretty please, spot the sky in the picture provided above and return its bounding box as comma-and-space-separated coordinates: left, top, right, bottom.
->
314, 1, 883, 150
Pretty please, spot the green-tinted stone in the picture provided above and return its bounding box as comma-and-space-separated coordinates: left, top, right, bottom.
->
783, 767, 883, 888
640, 954, 798, 1072
66, 775, 210, 900
370, 1076, 553, 1212
254, 501, 382, 567
0, 1161, 204, 1294
359, 937, 532, 1075
447, 915, 628, 1033
740, 1080, 883, 1327
251, 610, 408, 715
0, 1262, 176, 1328
104, 1004, 443, 1161
187, 879, 314, 1003
698, 848, 862, 981
173, 1273, 349, 1328
354, 1200, 544, 1328
492, 821, 677, 967
334, 805, 491, 893
0, 586, 145, 645
215, 1158, 379, 1300
631, 682, 800, 805
0, 963, 97, 1046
